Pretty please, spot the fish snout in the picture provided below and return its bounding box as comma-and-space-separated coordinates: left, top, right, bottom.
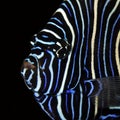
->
20, 56, 38, 89
22, 61, 36, 70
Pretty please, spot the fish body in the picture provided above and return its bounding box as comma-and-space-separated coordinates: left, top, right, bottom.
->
21, 0, 120, 119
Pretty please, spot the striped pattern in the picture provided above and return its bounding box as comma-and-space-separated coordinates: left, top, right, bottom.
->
21, 0, 120, 119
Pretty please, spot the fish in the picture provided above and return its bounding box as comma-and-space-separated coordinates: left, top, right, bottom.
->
20, 0, 120, 119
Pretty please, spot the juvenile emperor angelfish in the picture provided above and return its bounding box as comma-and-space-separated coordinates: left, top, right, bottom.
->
20, 0, 120, 119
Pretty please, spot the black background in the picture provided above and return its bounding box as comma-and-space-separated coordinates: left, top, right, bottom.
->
5, 0, 62, 119
4, 0, 120, 119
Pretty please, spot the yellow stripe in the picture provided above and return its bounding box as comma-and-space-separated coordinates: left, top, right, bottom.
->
115, 31, 120, 75
94, 97, 98, 117
91, 0, 99, 117
91, 0, 98, 79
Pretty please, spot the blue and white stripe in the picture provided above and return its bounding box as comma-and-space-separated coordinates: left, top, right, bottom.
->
21, 0, 120, 119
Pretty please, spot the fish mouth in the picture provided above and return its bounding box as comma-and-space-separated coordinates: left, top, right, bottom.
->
20, 55, 38, 89
22, 61, 36, 70
20, 59, 36, 79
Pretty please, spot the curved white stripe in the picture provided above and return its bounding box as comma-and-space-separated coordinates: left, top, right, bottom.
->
35, 37, 55, 45
26, 53, 44, 92
31, 54, 44, 92
26, 70, 34, 83
91, 0, 99, 79
47, 21, 67, 39
57, 96, 67, 120
38, 102, 53, 120
34, 61, 42, 92
44, 51, 55, 94
41, 29, 61, 39
67, 0, 80, 89
71, 93, 74, 119
76, 0, 85, 84
90, 0, 99, 117
79, 84, 83, 120
41, 95, 48, 104
55, 8, 75, 95
103, 0, 120, 76
115, 31, 120, 75
86, 98, 91, 120
21, 68, 34, 90
29, 52, 44, 59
